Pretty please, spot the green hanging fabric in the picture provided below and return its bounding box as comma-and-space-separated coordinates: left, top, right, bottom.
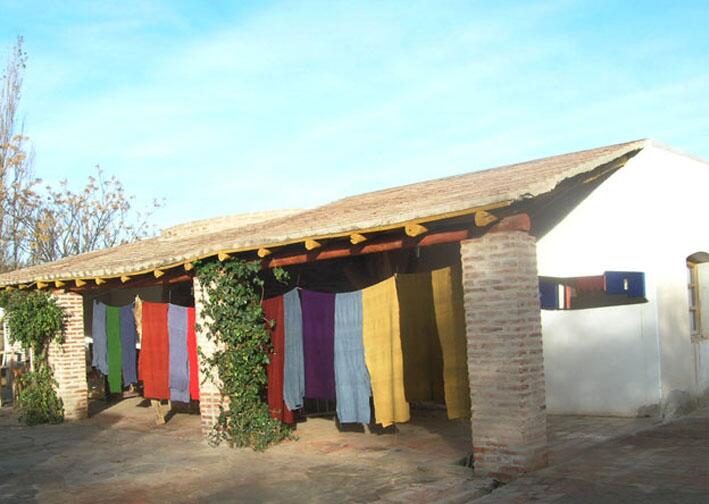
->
106, 306, 123, 393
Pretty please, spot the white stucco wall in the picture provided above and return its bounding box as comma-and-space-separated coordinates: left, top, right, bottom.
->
699, 343, 709, 390
537, 143, 709, 416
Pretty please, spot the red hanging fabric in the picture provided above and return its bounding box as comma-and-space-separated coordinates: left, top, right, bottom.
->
262, 296, 295, 424
576, 275, 605, 292
139, 302, 170, 400
187, 307, 200, 401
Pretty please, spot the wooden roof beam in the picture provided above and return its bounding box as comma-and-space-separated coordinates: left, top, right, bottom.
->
263, 228, 470, 268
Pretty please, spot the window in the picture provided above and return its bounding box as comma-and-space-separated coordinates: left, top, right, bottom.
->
688, 261, 701, 337
685, 252, 709, 340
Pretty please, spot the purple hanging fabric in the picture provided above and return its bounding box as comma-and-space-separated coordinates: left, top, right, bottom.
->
300, 290, 336, 401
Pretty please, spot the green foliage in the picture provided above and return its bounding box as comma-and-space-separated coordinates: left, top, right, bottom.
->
0, 290, 65, 360
196, 259, 292, 450
16, 362, 64, 425
0, 290, 66, 425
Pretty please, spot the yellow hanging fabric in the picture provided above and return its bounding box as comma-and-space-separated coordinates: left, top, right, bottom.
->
396, 272, 443, 402
362, 276, 410, 427
431, 265, 471, 420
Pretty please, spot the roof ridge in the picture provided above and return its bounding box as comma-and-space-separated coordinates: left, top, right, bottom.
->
330, 139, 649, 204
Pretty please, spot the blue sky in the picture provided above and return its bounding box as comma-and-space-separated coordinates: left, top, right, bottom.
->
1, 0, 708, 229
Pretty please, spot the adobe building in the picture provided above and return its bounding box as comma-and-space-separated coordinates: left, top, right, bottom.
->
1, 139, 707, 479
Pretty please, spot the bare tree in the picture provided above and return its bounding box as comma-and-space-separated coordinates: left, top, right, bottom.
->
0, 37, 161, 268
0, 37, 40, 270
0, 37, 25, 178
30, 167, 161, 263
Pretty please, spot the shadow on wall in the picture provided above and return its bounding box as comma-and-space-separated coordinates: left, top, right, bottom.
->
542, 304, 660, 417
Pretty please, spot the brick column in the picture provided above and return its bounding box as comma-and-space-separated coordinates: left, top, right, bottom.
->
49, 290, 89, 420
460, 219, 547, 479
193, 277, 223, 437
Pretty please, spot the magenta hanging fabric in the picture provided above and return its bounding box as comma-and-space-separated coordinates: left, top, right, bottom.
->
299, 289, 336, 401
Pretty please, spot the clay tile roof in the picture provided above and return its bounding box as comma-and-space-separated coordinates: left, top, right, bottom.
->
0, 139, 649, 286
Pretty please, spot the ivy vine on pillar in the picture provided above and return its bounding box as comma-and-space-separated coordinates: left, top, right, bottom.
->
195, 258, 292, 450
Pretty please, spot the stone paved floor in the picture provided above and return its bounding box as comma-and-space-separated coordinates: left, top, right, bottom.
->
0, 400, 488, 503
475, 405, 709, 503
0, 397, 692, 503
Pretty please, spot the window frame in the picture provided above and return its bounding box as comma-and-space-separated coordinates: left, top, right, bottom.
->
688, 261, 703, 340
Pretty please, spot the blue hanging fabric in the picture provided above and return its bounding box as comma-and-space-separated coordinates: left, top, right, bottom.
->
167, 304, 190, 403
334, 291, 371, 424
91, 301, 109, 375
539, 280, 559, 309
605, 271, 645, 298
120, 304, 138, 385
283, 288, 305, 411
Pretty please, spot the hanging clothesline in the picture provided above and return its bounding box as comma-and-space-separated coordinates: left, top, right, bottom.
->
91, 298, 199, 402
91, 300, 136, 394
263, 265, 471, 428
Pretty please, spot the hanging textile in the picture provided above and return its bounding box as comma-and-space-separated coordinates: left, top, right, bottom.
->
120, 304, 138, 385
362, 277, 409, 427
106, 306, 122, 393
565, 285, 574, 309
168, 304, 190, 403
187, 307, 200, 400
605, 271, 645, 298
91, 301, 108, 375
431, 265, 471, 420
283, 289, 304, 411
576, 275, 604, 292
538, 280, 559, 309
300, 290, 336, 401
334, 291, 371, 424
133, 296, 143, 344
262, 296, 295, 424
139, 301, 170, 400
396, 272, 443, 403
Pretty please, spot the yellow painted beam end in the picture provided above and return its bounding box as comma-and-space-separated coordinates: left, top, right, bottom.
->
36, 281, 48, 290
474, 210, 498, 227
18, 284, 27, 290
120, 275, 131, 284
75, 279, 86, 287
404, 223, 428, 238
305, 239, 322, 251
184, 262, 194, 271
350, 233, 367, 245
94, 278, 106, 286
154, 269, 165, 279
475, 210, 497, 227
218, 252, 231, 262
54, 280, 66, 288
257, 248, 272, 258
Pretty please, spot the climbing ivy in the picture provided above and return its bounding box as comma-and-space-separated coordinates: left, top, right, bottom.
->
195, 259, 292, 450
0, 290, 66, 424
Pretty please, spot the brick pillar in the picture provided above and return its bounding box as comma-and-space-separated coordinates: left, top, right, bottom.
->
49, 290, 89, 420
193, 277, 223, 437
460, 221, 547, 480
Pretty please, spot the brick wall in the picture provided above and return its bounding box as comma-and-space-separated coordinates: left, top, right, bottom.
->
460, 227, 548, 480
48, 290, 89, 420
193, 278, 224, 437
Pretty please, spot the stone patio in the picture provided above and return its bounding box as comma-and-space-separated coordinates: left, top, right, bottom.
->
0, 397, 688, 503
476, 405, 709, 503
